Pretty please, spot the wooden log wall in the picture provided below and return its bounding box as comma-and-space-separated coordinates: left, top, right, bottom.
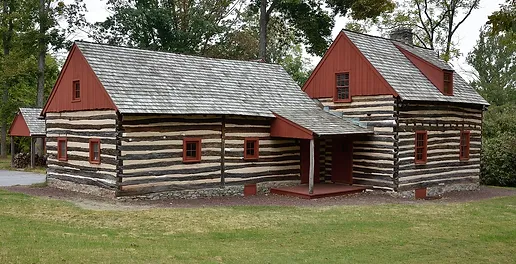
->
223, 117, 300, 186
319, 95, 397, 190
118, 115, 300, 196
395, 102, 483, 191
46, 110, 118, 190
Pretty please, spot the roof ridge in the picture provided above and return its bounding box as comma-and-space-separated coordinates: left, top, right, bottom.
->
74, 40, 281, 68
341, 29, 433, 51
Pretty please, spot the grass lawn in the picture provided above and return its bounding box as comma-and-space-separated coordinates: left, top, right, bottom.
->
0, 156, 46, 174
0, 190, 515, 263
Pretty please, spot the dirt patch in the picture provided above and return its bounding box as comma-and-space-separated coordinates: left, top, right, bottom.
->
2, 185, 516, 210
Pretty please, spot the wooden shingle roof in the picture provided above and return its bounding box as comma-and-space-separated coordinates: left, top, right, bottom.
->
343, 30, 488, 106
76, 41, 370, 136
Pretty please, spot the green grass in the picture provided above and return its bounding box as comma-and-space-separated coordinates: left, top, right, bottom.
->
0, 190, 515, 263
0, 156, 46, 174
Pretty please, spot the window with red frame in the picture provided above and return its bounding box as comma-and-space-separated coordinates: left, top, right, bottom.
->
72, 80, 81, 101
460, 131, 470, 160
415, 131, 427, 164
244, 138, 259, 160
57, 138, 67, 161
89, 139, 101, 164
443, 71, 453, 95
335, 73, 350, 101
183, 138, 201, 163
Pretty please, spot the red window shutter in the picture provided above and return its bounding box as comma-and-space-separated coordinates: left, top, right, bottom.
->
414, 131, 427, 164
57, 138, 68, 161
89, 138, 101, 164
460, 131, 470, 161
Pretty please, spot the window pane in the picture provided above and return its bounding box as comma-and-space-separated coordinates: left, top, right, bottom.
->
93, 142, 100, 160
186, 142, 197, 158
337, 87, 349, 100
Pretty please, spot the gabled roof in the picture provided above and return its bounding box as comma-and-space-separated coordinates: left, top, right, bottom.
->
342, 30, 488, 106
9, 108, 45, 137
74, 41, 369, 136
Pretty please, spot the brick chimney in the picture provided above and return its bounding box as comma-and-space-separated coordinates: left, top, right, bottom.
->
390, 28, 414, 45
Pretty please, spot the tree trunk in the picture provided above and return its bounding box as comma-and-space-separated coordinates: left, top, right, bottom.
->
1, 0, 12, 159
259, 0, 267, 61
36, 0, 46, 156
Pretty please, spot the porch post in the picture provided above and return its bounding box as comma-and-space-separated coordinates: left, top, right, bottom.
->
30, 137, 35, 169
309, 138, 314, 194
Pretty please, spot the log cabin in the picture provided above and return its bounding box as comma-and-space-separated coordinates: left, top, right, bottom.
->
41, 41, 372, 198
302, 29, 489, 197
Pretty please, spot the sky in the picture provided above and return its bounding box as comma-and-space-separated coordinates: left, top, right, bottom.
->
77, 0, 504, 80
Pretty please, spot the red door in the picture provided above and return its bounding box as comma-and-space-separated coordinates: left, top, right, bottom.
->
331, 138, 353, 184
300, 139, 320, 184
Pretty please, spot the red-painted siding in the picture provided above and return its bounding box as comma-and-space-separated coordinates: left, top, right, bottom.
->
8, 113, 30, 137
270, 115, 313, 139
303, 32, 396, 99
42, 44, 116, 114
395, 45, 449, 95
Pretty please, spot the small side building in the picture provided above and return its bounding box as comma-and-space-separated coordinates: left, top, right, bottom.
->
8, 108, 46, 168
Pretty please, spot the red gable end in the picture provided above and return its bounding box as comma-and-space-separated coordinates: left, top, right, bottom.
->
42, 44, 117, 114
302, 32, 397, 99
8, 113, 31, 137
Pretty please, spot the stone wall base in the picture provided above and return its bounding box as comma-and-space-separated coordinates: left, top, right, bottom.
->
47, 178, 116, 198
118, 181, 301, 200
395, 182, 480, 199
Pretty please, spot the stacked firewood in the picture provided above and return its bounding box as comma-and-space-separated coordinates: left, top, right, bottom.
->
12, 153, 47, 168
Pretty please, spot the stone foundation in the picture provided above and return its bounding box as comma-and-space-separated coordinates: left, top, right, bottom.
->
47, 178, 116, 198
396, 182, 480, 199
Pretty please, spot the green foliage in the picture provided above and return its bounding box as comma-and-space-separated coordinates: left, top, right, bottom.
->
467, 27, 516, 106
481, 133, 516, 187
488, 0, 516, 34
469, 26, 516, 187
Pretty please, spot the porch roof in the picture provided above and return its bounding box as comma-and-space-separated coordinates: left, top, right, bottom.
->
270, 108, 372, 139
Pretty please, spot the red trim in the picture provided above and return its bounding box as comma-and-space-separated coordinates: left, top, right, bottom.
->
244, 138, 259, 160
414, 131, 427, 164
72, 80, 81, 102
183, 138, 201, 163
270, 113, 314, 139
334, 72, 351, 102
57, 138, 68, 161
89, 138, 101, 164
8, 112, 31, 137
459, 130, 470, 161
41, 44, 118, 116
303, 32, 398, 97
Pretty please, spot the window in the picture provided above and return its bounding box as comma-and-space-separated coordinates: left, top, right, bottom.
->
244, 138, 259, 160
460, 131, 470, 161
72, 80, 81, 101
183, 138, 201, 163
415, 131, 427, 164
89, 139, 101, 164
57, 138, 67, 161
335, 72, 350, 102
443, 71, 453, 95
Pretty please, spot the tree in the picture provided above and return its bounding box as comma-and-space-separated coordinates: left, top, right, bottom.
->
488, 0, 516, 34
255, 0, 396, 61
350, 0, 480, 61
92, 0, 241, 55
467, 26, 516, 106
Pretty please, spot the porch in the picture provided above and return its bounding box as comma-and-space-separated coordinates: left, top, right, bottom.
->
270, 108, 373, 197
270, 183, 367, 199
